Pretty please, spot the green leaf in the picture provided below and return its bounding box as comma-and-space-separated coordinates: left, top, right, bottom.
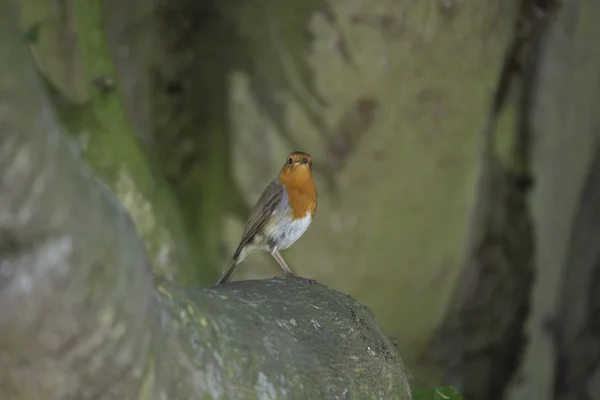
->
434, 386, 462, 400
412, 386, 462, 400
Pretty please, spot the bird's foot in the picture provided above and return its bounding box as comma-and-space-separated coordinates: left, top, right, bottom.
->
297, 277, 317, 285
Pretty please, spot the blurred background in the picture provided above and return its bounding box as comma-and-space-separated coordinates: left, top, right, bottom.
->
16, 0, 600, 399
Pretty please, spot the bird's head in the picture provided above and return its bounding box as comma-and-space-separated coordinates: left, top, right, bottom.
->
282, 151, 312, 171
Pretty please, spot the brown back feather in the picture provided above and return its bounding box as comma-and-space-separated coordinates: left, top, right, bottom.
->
233, 180, 283, 258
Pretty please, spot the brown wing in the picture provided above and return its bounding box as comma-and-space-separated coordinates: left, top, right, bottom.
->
233, 180, 283, 258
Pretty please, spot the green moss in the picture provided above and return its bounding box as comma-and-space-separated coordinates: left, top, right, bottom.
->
149, 0, 237, 285
19, 0, 197, 282
153, 278, 413, 399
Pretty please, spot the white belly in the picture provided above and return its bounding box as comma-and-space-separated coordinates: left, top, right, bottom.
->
265, 211, 312, 251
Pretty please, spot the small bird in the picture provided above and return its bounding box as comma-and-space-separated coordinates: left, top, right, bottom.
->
216, 151, 317, 284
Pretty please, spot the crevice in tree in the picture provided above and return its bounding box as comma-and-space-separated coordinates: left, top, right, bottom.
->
423, 0, 559, 398
149, 0, 235, 284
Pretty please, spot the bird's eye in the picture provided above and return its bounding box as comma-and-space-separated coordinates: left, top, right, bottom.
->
287, 157, 293, 165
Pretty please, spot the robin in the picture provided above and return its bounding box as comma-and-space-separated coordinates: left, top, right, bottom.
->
216, 151, 317, 284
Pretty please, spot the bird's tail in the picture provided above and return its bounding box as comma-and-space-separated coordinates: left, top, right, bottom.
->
215, 258, 239, 285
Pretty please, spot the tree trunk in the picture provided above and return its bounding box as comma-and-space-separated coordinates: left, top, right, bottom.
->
18, 0, 523, 383
509, 0, 600, 398
10, 0, 600, 397
427, 0, 600, 397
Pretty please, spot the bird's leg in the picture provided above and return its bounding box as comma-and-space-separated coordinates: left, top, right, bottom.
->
270, 249, 295, 277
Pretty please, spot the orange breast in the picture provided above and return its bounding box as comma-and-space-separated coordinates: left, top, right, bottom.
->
279, 167, 317, 220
